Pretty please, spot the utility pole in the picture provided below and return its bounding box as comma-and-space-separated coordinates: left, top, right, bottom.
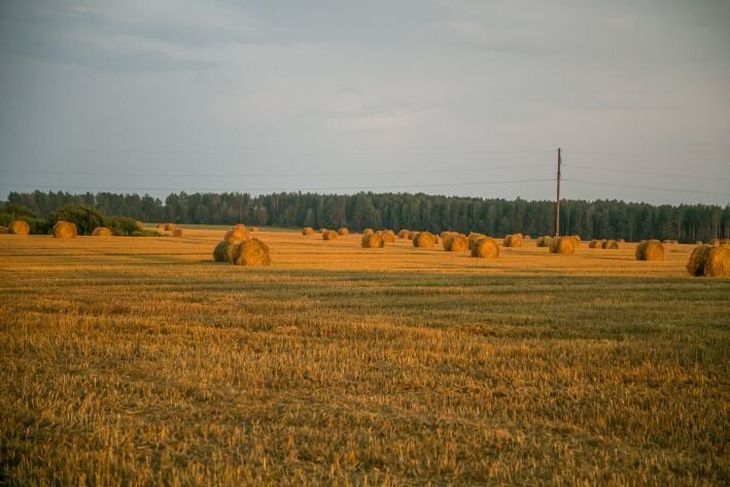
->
555, 148, 561, 237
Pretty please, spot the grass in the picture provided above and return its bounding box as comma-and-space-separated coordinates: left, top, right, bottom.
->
0, 229, 728, 485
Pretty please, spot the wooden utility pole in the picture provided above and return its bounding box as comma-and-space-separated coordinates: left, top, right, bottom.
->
555, 148, 562, 237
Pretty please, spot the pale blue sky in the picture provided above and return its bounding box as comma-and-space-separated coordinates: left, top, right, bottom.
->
1, 0, 729, 204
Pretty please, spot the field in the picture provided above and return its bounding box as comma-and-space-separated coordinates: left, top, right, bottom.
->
1, 228, 728, 485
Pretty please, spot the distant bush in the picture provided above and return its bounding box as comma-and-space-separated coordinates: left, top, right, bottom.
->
49, 205, 105, 236
0, 203, 48, 234
106, 216, 140, 236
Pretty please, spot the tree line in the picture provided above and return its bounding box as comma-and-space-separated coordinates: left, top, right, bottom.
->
4, 190, 730, 242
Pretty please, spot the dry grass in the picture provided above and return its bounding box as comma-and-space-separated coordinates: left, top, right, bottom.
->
0, 228, 728, 485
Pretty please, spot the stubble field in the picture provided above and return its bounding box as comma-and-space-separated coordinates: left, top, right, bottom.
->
1, 228, 728, 485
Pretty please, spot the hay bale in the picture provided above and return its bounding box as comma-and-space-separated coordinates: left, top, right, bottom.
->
471, 238, 499, 258
503, 233, 523, 247
445, 234, 469, 252
710, 239, 720, 246
9, 220, 30, 235
363, 228, 374, 236
536, 236, 551, 248
0, 225, 7, 234
156, 223, 165, 229
635, 240, 664, 261
549, 236, 576, 254
618, 239, 626, 243
164, 223, 176, 231
53, 221, 77, 239
696, 241, 703, 245
572, 235, 582, 242
687, 244, 730, 277
232, 238, 271, 266
171, 229, 183, 238
135, 221, 145, 231
398, 229, 409, 239
302, 227, 315, 235
251, 226, 259, 232
361, 233, 384, 248
337, 227, 350, 236
224, 227, 249, 243
704, 246, 730, 276
588, 239, 604, 249
441, 232, 456, 248
603, 239, 619, 249
234, 224, 247, 230
213, 240, 237, 263
91, 227, 112, 237
379, 230, 396, 243
413, 231, 435, 248
322, 230, 338, 240
318, 228, 327, 234
468, 233, 486, 248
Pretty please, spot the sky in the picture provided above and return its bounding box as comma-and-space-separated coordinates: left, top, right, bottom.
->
1, 0, 729, 205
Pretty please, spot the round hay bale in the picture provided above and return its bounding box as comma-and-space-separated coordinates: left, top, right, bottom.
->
536, 236, 551, 248
213, 240, 237, 263
704, 245, 730, 277
441, 232, 455, 248
224, 227, 249, 243
549, 236, 576, 254
322, 230, 338, 240
687, 244, 730, 277
0, 225, 8, 234
91, 227, 112, 237
618, 239, 626, 243
363, 228, 374, 236
361, 233, 384, 248
445, 234, 469, 252
251, 227, 260, 232
635, 240, 664, 261
603, 239, 619, 249
318, 228, 327, 234
135, 221, 145, 231
302, 227, 315, 236
9, 220, 30, 235
379, 230, 396, 243
686, 245, 712, 276
413, 231, 435, 248
503, 233, 523, 247
572, 235, 582, 242
471, 238, 499, 258
467, 233, 486, 248
696, 241, 703, 245
398, 229, 409, 239
588, 239, 603, 249
232, 238, 271, 266
337, 227, 350, 236
156, 223, 165, 229
171, 229, 183, 238
164, 223, 176, 231
53, 221, 77, 239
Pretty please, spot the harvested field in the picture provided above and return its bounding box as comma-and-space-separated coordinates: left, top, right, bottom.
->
0, 227, 728, 485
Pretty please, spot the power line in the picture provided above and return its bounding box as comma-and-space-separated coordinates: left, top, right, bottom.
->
0, 177, 555, 194
566, 163, 730, 183
0, 163, 554, 179
563, 178, 730, 197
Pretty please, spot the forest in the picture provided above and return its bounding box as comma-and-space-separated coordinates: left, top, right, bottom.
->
4, 190, 730, 242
